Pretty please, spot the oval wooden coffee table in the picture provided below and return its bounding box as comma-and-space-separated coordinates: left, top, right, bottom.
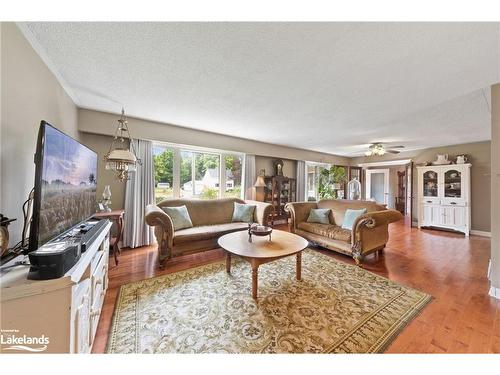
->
218, 229, 308, 299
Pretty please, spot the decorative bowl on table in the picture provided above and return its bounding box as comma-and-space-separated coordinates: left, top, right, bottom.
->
248, 223, 273, 242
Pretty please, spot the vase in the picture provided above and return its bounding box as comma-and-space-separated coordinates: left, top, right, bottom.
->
102, 185, 112, 212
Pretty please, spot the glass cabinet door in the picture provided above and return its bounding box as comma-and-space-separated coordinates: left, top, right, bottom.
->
423, 170, 438, 197
444, 169, 461, 198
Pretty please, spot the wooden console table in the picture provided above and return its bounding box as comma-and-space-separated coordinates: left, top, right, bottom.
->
93, 209, 125, 265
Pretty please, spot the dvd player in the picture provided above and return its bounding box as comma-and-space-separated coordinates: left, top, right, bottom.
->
27, 219, 109, 280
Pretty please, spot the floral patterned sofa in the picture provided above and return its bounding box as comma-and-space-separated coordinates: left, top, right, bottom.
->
145, 198, 273, 268
285, 199, 402, 265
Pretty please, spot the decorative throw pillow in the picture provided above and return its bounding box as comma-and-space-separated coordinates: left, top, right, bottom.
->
306, 208, 331, 224
341, 208, 368, 230
232, 203, 256, 223
162, 205, 193, 231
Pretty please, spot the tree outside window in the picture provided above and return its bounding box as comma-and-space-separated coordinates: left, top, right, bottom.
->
224, 154, 243, 198
153, 145, 244, 202
306, 162, 347, 201
153, 146, 174, 203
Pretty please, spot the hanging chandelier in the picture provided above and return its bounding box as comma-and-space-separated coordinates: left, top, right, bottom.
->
104, 108, 142, 181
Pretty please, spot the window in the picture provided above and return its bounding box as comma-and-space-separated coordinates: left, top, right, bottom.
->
153, 143, 244, 202
194, 152, 220, 199
180, 151, 194, 198
224, 154, 243, 198
306, 162, 331, 201
153, 145, 174, 203
306, 164, 319, 201
331, 165, 348, 199
305, 162, 349, 201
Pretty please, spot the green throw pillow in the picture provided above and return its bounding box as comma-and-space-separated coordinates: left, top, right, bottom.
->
307, 208, 331, 224
341, 208, 367, 230
162, 205, 193, 231
232, 203, 256, 223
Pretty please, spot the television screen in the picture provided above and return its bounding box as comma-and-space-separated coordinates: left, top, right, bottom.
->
29, 122, 98, 251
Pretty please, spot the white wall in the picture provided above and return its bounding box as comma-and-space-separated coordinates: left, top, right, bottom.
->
490, 84, 500, 291
0, 23, 78, 245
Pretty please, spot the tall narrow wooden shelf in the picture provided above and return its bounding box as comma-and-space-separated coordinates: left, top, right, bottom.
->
263, 176, 296, 224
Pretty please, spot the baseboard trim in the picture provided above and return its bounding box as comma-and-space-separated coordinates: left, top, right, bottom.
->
470, 230, 491, 237
489, 286, 500, 300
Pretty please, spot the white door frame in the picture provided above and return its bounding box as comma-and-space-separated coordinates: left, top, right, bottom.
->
365, 169, 390, 205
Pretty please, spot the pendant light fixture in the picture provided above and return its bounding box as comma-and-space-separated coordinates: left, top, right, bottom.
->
104, 108, 142, 181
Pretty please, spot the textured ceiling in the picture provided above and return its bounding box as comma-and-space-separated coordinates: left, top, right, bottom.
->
21, 22, 500, 156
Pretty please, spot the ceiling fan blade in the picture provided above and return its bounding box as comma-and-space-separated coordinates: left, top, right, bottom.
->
390, 145, 405, 149
387, 150, 401, 154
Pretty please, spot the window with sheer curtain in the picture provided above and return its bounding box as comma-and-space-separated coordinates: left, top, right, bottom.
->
153, 143, 244, 203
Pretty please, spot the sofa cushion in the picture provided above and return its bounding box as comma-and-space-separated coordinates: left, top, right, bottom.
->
341, 208, 367, 230
162, 205, 193, 230
158, 198, 246, 226
173, 222, 249, 244
232, 202, 256, 223
317, 199, 385, 227
306, 208, 331, 224
297, 222, 351, 242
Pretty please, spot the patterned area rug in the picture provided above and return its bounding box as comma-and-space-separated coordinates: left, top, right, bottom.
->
106, 249, 431, 353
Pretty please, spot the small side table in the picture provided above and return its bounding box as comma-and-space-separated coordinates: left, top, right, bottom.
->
93, 209, 125, 265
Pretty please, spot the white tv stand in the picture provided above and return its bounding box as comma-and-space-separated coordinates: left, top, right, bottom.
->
0, 221, 112, 353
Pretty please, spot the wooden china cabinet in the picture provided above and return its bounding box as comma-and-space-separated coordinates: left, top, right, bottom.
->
263, 175, 296, 225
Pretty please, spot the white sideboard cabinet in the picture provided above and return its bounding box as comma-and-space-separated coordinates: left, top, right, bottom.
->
0, 221, 111, 353
417, 164, 471, 236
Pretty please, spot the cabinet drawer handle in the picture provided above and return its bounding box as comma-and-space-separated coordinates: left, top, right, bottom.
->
426, 200, 433, 203
450, 202, 457, 205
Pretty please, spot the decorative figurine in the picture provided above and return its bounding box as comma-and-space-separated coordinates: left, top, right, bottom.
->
347, 177, 361, 200
274, 159, 284, 176
432, 154, 451, 165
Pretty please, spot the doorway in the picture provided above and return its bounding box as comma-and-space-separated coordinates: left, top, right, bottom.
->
357, 159, 414, 226
365, 169, 390, 205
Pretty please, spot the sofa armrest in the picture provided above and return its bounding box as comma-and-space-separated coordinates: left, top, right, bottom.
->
352, 209, 402, 233
145, 204, 174, 231
284, 202, 318, 232
245, 200, 273, 226
145, 204, 175, 248
351, 209, 403, 256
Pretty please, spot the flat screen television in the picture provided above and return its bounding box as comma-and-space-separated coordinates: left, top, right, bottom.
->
28, 121, 98, 253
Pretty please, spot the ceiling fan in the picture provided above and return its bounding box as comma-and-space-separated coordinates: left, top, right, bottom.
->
364, 143, 405, 156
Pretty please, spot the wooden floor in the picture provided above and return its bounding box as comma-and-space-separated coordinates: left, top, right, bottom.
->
92, 218, 500, 353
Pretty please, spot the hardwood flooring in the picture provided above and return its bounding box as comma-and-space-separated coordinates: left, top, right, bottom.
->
92, 218, 499, 353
